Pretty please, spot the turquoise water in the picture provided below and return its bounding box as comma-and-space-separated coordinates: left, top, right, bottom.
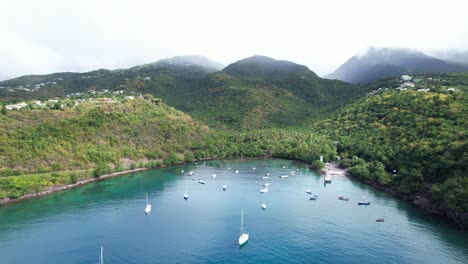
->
0, 158, 466, 263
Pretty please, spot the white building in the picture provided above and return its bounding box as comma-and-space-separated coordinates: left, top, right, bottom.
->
5, 102, 28, 110
401, 75, 412, 81
401, 82, 415, 88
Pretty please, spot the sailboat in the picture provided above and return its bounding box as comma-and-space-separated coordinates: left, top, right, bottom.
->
184, 181, 189, 200
98, 246, 104, 264
145, 193, 152, 215
239, 208, 249, 246
261, 203, 267, 210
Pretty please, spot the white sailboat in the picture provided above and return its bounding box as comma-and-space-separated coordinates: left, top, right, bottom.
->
260, 188, 269, 193
184, 181, 189, 200
145, 193, 152, 215
238, 209, 249, 246
98, 246, 104, 264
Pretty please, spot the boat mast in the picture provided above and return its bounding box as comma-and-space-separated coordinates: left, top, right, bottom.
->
146, 193, 149, 205
240, 208, 244, 235
98, 246, 104, 264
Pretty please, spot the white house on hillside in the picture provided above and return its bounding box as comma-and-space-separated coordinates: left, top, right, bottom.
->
401, 75, 412, 81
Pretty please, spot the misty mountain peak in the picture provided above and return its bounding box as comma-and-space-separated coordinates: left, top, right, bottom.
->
132, 55, 224, 73
223, 55, 316, 79
325, 47, 468, 83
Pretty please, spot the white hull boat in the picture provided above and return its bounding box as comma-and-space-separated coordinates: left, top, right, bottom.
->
238, 209, 249, 246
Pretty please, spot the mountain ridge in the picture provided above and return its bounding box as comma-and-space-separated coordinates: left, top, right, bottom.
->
325, 47, 468, 83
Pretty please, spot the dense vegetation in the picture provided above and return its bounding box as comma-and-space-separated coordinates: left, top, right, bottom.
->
190, 56, 370, 129
315, 89, 467, 223
0, 96, 335, 199
0, 55, 371, 130
0, 57, 466, 226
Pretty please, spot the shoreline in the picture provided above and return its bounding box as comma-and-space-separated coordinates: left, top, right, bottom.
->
1, 158, 465, 229
327, 162, 467, 229
0, 155, 224, 206
0, 168, 148, 206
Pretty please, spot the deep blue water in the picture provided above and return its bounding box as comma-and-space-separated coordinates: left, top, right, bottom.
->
0, 158, 466, 263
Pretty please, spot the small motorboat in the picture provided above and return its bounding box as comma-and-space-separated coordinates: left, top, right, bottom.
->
260, 188, 269, 193
235, 170, 239, 174
187, 171, 194, 176
376, 218, 385, 222
228, 167, 231, 170
279, 175, 289, 178
223, 185, 227, 191
184, 193, 189, 200
263, 183, 270, 187
261, 204, 267, 210
309, 194, 318, 200
252, 167, 256, 170
357, 201, 371, 205
198, 180, 205, 184
211, 174, 216, 179
338, 196, 349, 201
262, 176, 269, 179
306, 189, 312, 194
181, 170, 184, 173
282, 166, 286, 169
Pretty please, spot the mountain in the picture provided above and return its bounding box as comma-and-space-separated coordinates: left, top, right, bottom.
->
325, 47, 468, 83
0, 55, 371, 129
0, 55, 222, 108
132, 55, 224, 72
430, 50, 468, 65
188, 55, 370, 129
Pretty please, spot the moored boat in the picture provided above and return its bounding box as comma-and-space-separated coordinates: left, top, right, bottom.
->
145, 193, 152, 215
238, 209, 249, 246
309, 194, 318, 200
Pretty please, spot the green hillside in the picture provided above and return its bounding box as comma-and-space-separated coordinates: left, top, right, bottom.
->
0, 56, 220, 111
315, 87, 467, 223
0, 55, 372, 130
189, 56, 370, 129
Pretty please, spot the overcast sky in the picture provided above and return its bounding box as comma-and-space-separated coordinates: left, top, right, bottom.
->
1, 0, 467, 80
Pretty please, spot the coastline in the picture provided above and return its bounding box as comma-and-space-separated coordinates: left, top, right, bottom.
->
0, 168, 148, 206
327, 162, 467, 229
0, 155, 222, 207
1, 158, 465, 229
